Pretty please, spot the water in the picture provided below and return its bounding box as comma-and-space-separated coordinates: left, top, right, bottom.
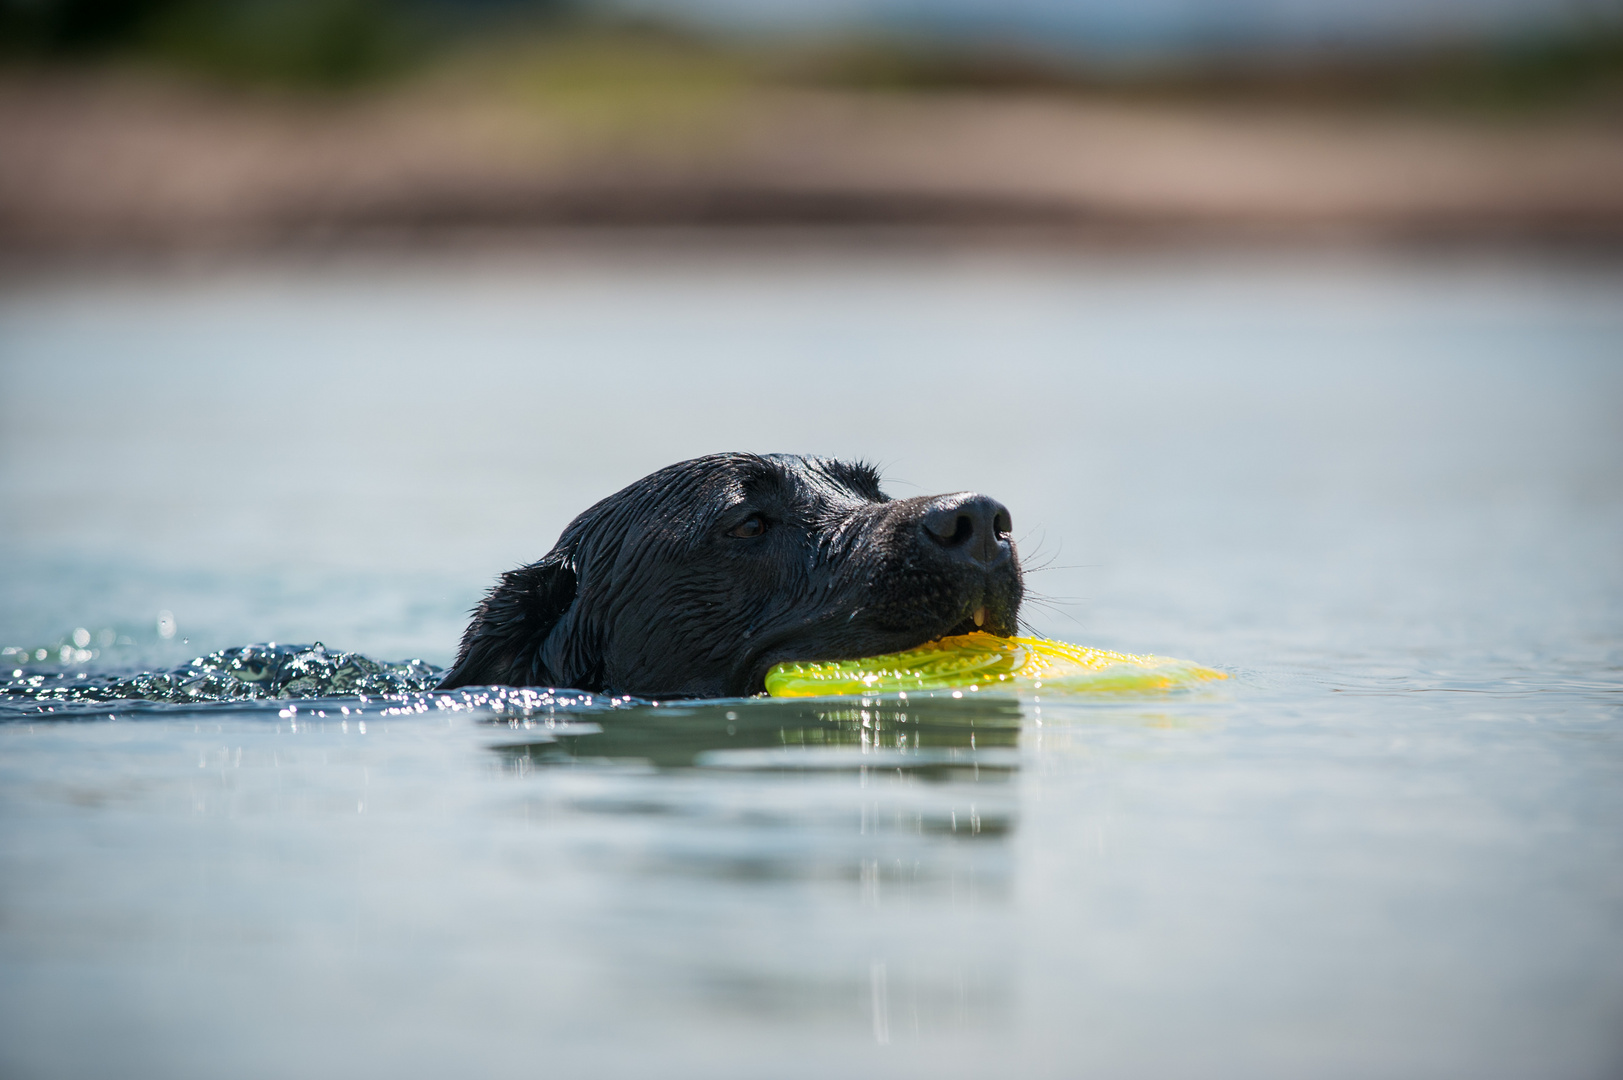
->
2, 247, 1620, 1079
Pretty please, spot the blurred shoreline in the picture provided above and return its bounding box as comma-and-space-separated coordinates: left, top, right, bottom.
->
5, 57, 1623, 257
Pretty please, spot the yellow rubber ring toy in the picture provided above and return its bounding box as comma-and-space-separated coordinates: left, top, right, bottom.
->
764, 631, 1227, 697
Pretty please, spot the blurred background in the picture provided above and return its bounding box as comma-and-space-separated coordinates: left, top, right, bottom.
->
2, 0, 1622, 251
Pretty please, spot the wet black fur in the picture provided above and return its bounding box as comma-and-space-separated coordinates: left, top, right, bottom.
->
438, 453, 1023, 698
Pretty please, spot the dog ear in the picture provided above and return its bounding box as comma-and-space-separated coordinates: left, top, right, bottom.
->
437, 553, 578, 690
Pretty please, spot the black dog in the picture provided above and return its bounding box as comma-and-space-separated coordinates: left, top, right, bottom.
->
438, 453, 1022, 698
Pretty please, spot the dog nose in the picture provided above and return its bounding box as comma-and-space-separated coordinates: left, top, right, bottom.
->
921, 494, 1013, 566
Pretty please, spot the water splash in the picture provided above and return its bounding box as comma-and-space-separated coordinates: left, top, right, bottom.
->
3, 642, 439, 706
0, 642, 653, 719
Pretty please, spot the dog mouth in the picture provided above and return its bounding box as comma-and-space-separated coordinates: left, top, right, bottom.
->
943, 609, 988, 638
939, 596, 1017, 640
736, 590, 1018, 696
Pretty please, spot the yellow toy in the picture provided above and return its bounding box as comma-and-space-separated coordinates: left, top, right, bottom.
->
764, 632, 1226, 697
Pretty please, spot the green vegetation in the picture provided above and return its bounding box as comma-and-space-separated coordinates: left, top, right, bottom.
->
450, 25, 755, 131
0, 0, 575, 86
768, 25, 1623, 115
2, 0, 1620, 113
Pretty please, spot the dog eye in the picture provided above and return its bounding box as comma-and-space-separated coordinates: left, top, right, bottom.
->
727, 514, 768, 539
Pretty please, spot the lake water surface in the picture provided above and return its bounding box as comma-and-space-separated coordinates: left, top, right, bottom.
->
2, 247, 1620, 1079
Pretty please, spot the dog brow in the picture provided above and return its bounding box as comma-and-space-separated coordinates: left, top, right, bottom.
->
808, 458, 887, 502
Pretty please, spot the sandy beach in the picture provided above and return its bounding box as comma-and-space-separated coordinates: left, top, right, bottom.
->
4, 70, 1623, 251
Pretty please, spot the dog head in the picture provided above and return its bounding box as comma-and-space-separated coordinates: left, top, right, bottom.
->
439, 453, 1023, 698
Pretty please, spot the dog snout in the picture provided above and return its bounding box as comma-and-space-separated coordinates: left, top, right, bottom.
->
920, 493, 1013, 567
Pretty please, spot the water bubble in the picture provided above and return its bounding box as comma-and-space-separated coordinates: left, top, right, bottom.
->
71, 628, 90, 648
156, 611, 176, 640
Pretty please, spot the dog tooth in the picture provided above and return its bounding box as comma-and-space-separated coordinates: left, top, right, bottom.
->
973, 606, 987, 627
